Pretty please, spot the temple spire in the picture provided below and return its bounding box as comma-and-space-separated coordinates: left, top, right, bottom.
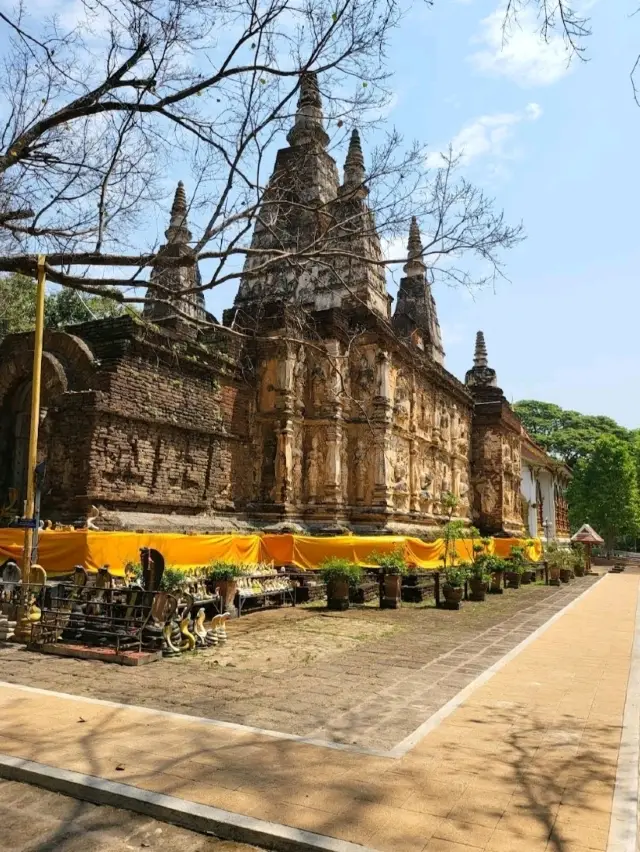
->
343, 129, 366, 189
473, 331, 489, 368
404, 216, 426, 277
465, 330, 498, 389
165, 181, 192, 244
392, 216, 444, 365
286, 72, 329, 148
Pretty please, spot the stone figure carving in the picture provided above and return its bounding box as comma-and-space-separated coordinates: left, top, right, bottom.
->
394, 372, 411, 426
420, 470, 432, 498
440, 462, 451, 496
310, 363, 326, 408
440, 410, 451, 447
357, 355, 375, 393
451, 404, 460, 441
354, 439, 367, 502
292, 442, 303, 500
293, 348, 306, 414
307, 434, 319, 503
393, 459, 408, 491
376, 351, 391, 398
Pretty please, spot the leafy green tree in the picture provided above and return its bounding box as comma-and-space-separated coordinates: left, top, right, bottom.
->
44, 287, 126, 329
514, 400, 629, 467
567, 436, 640, 554
0, 274, 128, 338
0, 273, 37, 334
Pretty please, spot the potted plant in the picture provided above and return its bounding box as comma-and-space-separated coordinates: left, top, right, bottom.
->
370, 549, 406, 609
572, 544, 586, 578
468, 559, 490, 602
505, 546, 527, 588
209, 561, 242, 610
545, 542, 570, 585
511, 545, 534, 584
160, 566, 189, 594
319, 558, 362, 611
482, 555, 506, 594
442, 566, 468, 609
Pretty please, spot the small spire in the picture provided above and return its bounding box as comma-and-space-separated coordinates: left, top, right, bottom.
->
343, 129, 366, 186
287, 71, 329, 148
166, 181, 192, 244
403, 217, 426, 276
465, 329, 498, 389
473, 331, 489, 368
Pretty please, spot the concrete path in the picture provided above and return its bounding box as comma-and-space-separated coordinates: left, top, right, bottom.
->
0, 572, 637, 852
0, 778, 258, 852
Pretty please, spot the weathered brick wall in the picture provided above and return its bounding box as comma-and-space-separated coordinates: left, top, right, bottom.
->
74, 319, 254, 516
0, 317, 255, 523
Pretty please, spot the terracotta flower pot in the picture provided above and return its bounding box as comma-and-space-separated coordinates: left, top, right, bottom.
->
549, 566, 561, 586
382, 573, 402, 609
469, 577, 487, 602
327, 578, 350, 611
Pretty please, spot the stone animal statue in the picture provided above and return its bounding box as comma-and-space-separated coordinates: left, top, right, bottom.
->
179, 613, 196, 651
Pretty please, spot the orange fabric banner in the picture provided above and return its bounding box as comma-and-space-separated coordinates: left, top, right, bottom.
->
0, 529, 542, 576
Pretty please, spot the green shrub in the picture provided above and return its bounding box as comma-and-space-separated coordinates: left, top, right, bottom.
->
369, 548, 407, 574
444, 565, 469, 588
570, 544, 586, 572
208, 561, 243, 581
476, 554, 509, 574
544, 541, 572, 570
159, 566, 189, 593
319, 557, 362, 586
468, 560, 490, 583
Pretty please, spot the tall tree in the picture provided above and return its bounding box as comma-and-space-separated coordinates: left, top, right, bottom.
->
0, 0, 522, 316
514, 400, 630, 468
568, 436, 640, 554
0, 274, 126, 336
0, 272, 36, 334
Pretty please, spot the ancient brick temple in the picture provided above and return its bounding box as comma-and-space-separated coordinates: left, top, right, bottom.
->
0, 74, 559, 537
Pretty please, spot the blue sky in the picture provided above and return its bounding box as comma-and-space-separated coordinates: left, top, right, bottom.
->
200, 1, 640, 427
4, 0, 638, 426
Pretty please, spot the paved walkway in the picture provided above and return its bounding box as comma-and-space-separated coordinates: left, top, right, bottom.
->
0, 572, 637, 852
0, 779, 257, 852
0, 578, 598, 750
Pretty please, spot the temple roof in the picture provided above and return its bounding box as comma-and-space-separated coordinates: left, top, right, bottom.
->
571, 523, 604, 544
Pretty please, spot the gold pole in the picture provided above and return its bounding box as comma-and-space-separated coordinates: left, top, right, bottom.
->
21, 255, 46, 581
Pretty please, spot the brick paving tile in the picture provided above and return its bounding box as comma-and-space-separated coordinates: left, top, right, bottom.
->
0, 577, 599, 750
0, 572, 636, 852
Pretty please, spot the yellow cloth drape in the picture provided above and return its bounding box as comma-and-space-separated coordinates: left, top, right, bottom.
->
0, 529, 542, 576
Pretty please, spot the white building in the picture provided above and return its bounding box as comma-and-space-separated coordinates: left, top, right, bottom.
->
520, 428, 571, 542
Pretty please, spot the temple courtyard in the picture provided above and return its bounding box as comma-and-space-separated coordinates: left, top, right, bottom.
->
0, 577, 598, 751
0, 569, 638, 852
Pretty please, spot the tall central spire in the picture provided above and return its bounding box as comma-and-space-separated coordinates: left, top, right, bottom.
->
392, 217, 445, 365
165, 181, 192, 244
341, 129, 367, 196
143, 181, 207, 335
286, 72, 329, 148
404, 216, 426, 277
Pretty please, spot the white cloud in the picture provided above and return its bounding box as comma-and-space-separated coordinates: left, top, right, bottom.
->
426, 102, 542, 168
469, 7, 572, 87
